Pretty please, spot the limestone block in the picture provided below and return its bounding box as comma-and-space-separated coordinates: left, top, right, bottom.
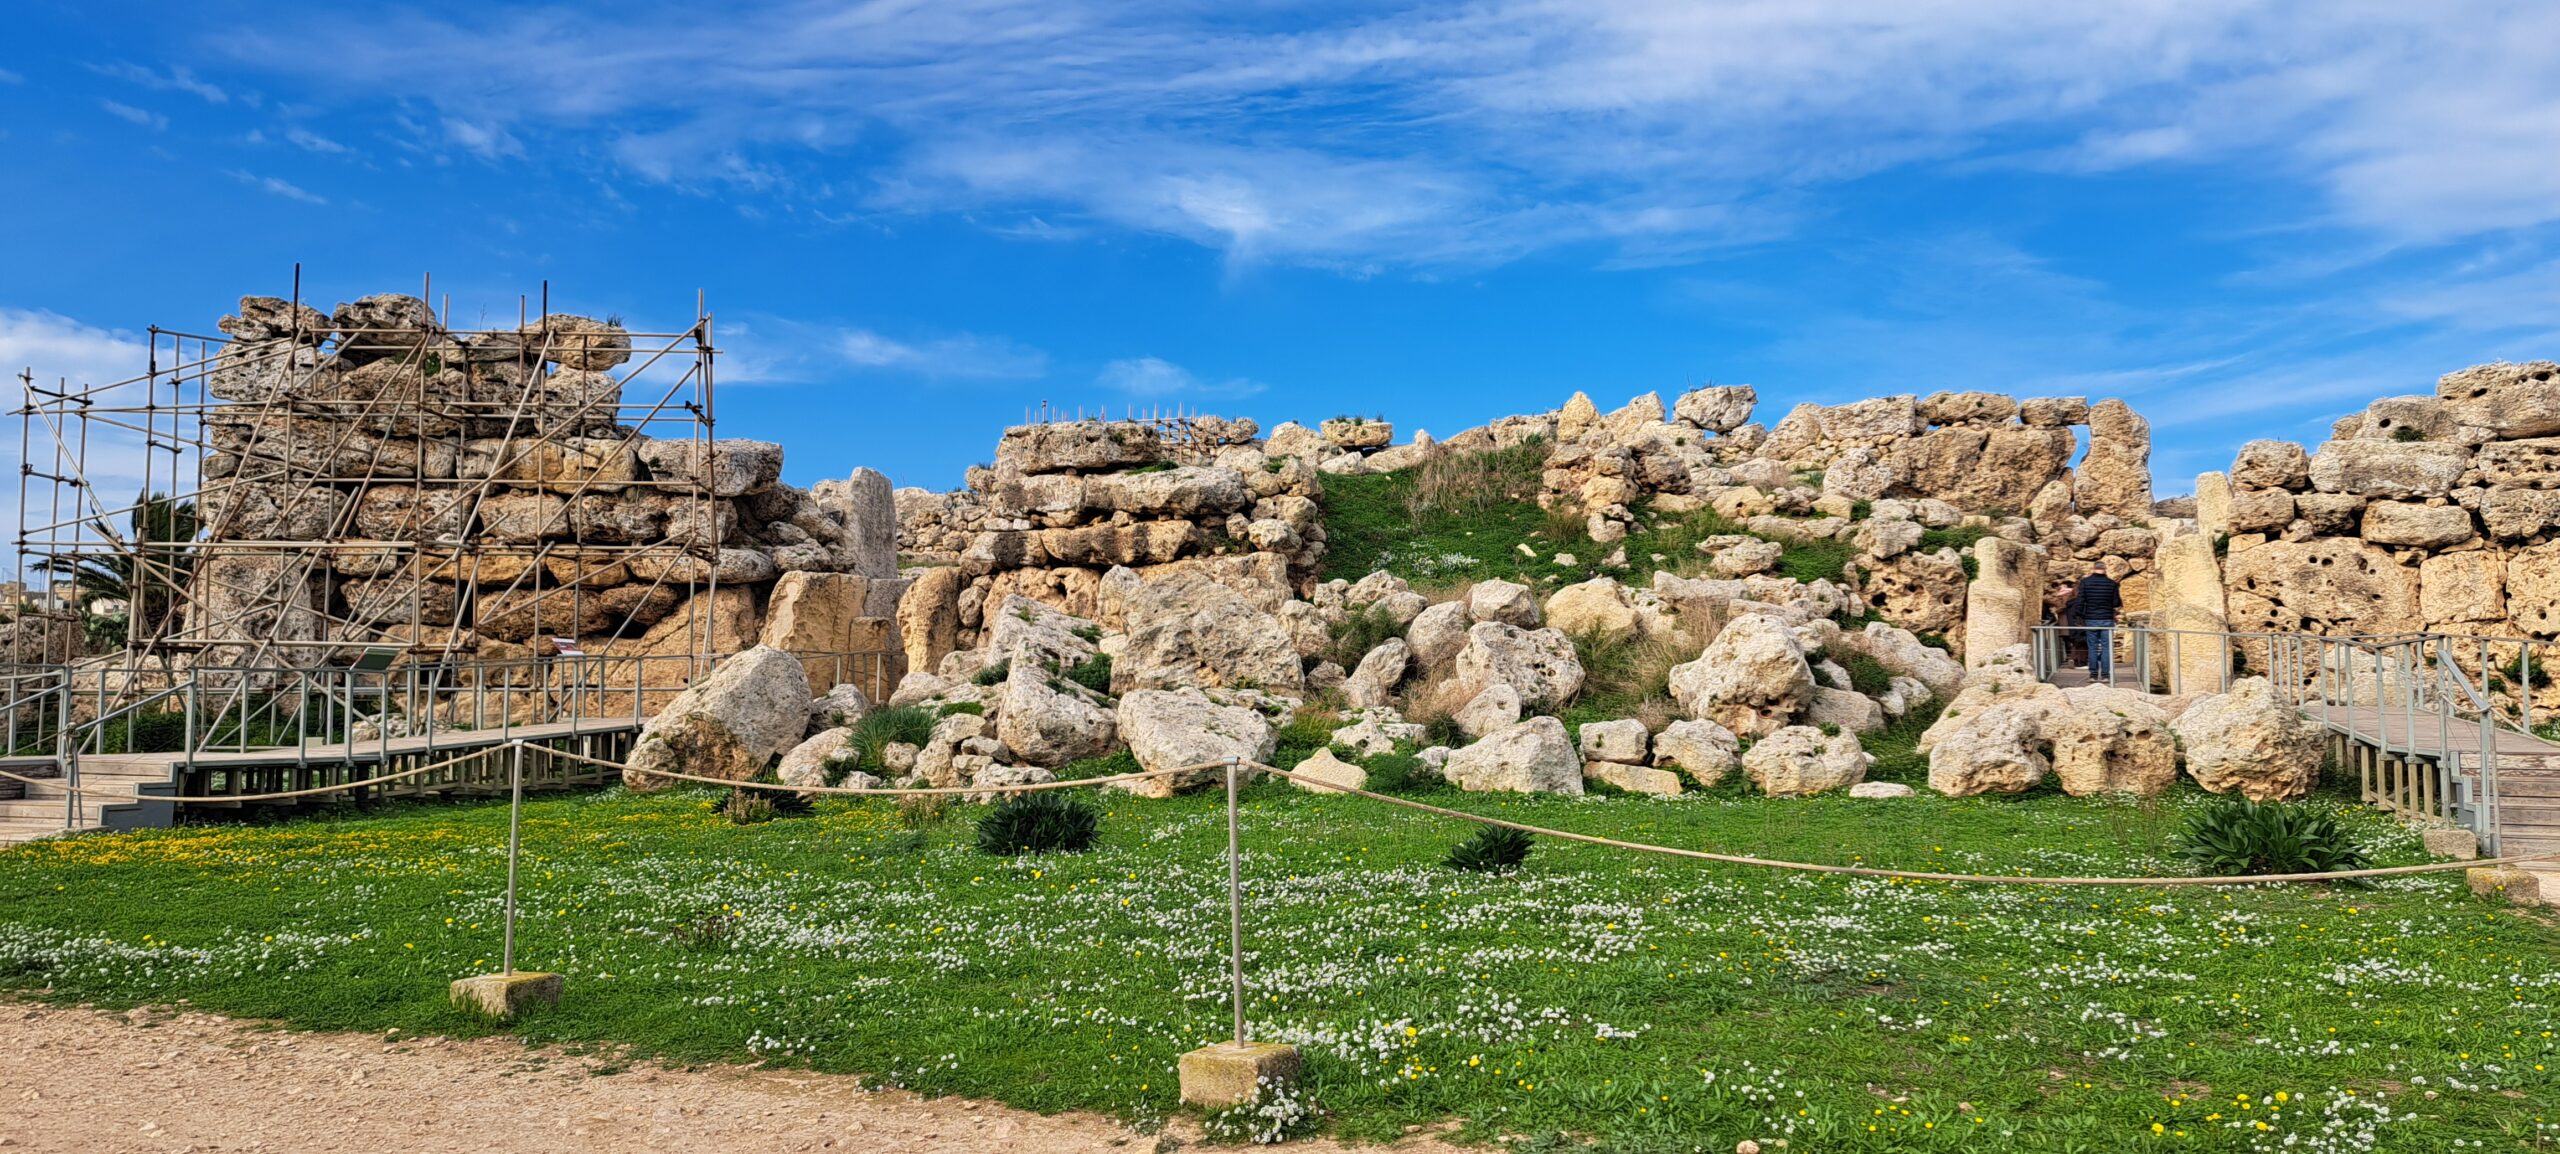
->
450, 972, 563, 1018
1179, 1042, 1304, 1109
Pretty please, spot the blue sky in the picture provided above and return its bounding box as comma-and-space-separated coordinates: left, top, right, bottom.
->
3, 0, 2557, 502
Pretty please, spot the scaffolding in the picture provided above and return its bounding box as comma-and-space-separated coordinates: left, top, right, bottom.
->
12, 275, 724, 720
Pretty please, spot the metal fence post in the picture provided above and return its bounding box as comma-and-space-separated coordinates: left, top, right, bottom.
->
1224, 754, 1246, 1044
502, 740, 526, 976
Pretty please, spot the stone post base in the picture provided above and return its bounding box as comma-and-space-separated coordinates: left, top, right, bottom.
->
450, 972, 564, 1018
2421, 827, 2479, 860
2466, 867, 2541, 905
1178, 1041, 1302, 1109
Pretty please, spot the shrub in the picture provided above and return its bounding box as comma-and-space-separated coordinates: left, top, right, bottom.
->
1446, 825, 1534, 873
2176, 797, 2369, 878
1837, 651, 1895, 697
972, 660, 1011, 686
1064, 653, 1113, 694
850, 705, 937, 767
721, 791, 777, 825
1327, 603, 1405, 670
1358, 749, 1449, 796
940, 701, 985, 717
976, 791, 1102, 856
1407, 441, 1547, 523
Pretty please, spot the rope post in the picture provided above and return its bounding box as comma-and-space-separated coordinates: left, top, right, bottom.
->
452, 739, 562, 1019
1181, 755, 1300, 1109
1225, 754, 1246, 1044
502, 739, 525, 976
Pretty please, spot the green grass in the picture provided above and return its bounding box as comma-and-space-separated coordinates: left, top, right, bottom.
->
0, 781, 2549, 1150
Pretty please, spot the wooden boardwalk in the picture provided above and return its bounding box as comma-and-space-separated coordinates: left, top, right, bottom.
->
2046, 664, 2560, 862
0, 718, 641, 846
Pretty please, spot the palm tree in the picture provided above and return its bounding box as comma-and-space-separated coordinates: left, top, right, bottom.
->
36, 493, 201, 646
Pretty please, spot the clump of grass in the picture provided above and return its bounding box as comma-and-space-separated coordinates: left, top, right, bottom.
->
1836, 651, 1895, 697
1775, 536, 1855, 584
1326, 603, 1405, 669
1445, 825, 1533, 873
850, 705, 937, 768
976, 792, 1102, 856
1858, 696, 1943, 783
896, 793, 950, 829
1064, 654, 1112, 695
1357, 749, 1450, 796
1917, 524, 1990, 554
972, 660, 1011, 687
1408, 441, 1547, 522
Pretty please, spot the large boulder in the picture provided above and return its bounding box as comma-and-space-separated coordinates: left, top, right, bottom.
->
1674, 385, 1756, 432
1343, 638, 1411, 709
1453, 682, 1523, 739
1440, 716, 1584, 794
995, 420, 1165, 474
1113, 570, 1303, 695
2047, 707, 2179, 797
1740, 726, 1869, 797
2307, 439, 2470, 499
1651, 719, 1740, 786
777, 727, 859, 789
1468, 579, 1541, 628
1452, 622, 1585, 711
1668, 614, 1813, 737
625, 646, 813, 790
2073, 399, 2153, 519
1922, 700, 2051, 797
2436, 361, 2560, 441
2230, 440, 2311, 491
1113, 688, 1278, 798
993, 662, 1118, 767
1405, 600, 1473, 671
2360, 501, 2475, 548
2224, 538, 2418, 636
1578, 718, 1650, 764
1544, 577, 1643, 642
2172, 677, 2322, 800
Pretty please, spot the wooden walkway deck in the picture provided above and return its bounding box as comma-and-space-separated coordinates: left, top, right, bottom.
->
0, 719, 642, 846
2045, 663, 2560, 862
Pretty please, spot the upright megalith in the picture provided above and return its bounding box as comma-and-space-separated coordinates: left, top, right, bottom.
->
1962, 537, 2044, 668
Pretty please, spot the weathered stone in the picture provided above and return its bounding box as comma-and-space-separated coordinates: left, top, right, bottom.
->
635, 438, 784, 498
1740, 726, 1868, 796
1803, 686, 1885, 733
1468, 579, 1540, 628
996, 421, 1166, 474
2172, 677, 2322, 801
1320, 417, 1393, 449
2346, 395, 2458, 443
1578, 718, 1649, 764
777, 727, 859, 789
1331, 711, 1425, 757
1638, 721, 1740, 788
1847, 781, 1915, 799
1819, 396, 1922, 441
2018, 396, 2089, 427
1821, 447, 1901, 502
2420, 550, 2506, 625
330, 294, 441, 363
625, 646, 813, 791
1919, 391, 2020, 426
2225, 487, 2296, 534
1289, 748, 1368, 793
2483, 487, 2560, 539
1453, 622, 1584, 711
819, 466, 901, 578
1343, 638, 1411, 709
2508, 539, 2560, 635
1585, 761, 1682, 796
1441, 716, 1584, 794
2149, 529, 2230, 694
1963, 538, 2045, 668
1542, 577, 1642, 642
2474, 438, 2560, 489
810, 682, 874, 731
519, 313, 631, 371
2307, 439, 2470, 498
1113, 688, 1276, 797
1923, 699, 2051, 797
2437, 361, 2560, 441
1082, 466, 1250, 518
759, 571, 903, 693
2224, 537, 2417, 636
2048, 710, 2178, 797
2360, 501, 2475, 548
1178, 1042, 1303, 1110
1668, 614, 1814, 737
1708, 538, 1783, 577
991, 662, 1116, 767
218, 295, 331, 343
200, 480, 351, 541
1674, 385, 1757, 432
2074, 399, 2153, 519
1453, 683, 1522, 739
1113, 569, 1302, 695
2230, 440, 2312, 491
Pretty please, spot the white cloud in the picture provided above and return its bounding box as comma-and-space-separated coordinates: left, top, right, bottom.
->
91, 61, 228, 103
99, 100, 166, 130
1096, 356, 1263, 399
284, 126, 347, 154
212, 2, 2560, 265
225, 170, 327, 205
836, 328, 1047, 380
0, 308, 147, 393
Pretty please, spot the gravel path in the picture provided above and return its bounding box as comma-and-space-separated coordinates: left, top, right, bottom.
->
0, 1000, 1462, 1153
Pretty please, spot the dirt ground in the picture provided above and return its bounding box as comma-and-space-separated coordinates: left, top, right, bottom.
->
0, 1000, 1467, 1153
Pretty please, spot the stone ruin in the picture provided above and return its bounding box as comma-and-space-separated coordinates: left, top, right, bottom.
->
91, 291, 908, 712
2177, 360, 2560, 712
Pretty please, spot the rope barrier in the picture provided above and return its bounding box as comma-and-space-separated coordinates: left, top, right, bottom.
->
524, 742, 1207, 797
4, 739, 2544, 885
1252, 764, 2560, 885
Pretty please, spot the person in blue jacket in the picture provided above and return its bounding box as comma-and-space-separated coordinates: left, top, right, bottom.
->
2073, 563, 2123, 680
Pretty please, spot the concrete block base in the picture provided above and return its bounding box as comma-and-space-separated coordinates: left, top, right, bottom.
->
450, 971, 563, 1018
1178, 1041, 1302, 1109
2466, 867, 2540, 905
2421, 827, 2479, 860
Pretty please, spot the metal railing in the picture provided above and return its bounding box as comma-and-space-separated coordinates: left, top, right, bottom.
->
0, 647, 898, 829
2033, 623, 2523, 852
